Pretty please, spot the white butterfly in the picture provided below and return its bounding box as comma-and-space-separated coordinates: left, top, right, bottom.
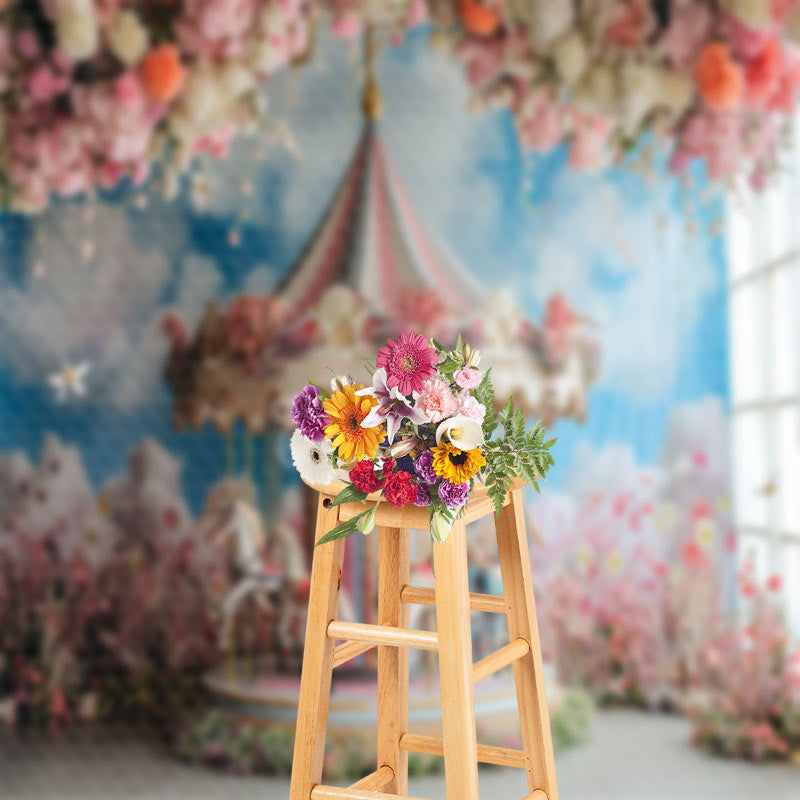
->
48, 361, 91, 402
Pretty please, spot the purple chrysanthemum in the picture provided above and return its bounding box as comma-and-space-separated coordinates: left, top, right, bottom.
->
438, 479, 470, 509
414, 484, 432, 507
414, 450, 437, 485
292, 384, 329, 442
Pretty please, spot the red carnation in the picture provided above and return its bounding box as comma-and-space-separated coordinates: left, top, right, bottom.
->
380, 458, 396, 479
383, 471, 418, 509
349, 459, 384, 493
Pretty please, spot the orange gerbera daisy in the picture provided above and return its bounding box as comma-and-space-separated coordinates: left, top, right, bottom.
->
323, 384, 384, 463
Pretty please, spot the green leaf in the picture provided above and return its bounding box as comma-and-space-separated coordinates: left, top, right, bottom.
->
315, 516, 361, 546
331, 484, 369, 507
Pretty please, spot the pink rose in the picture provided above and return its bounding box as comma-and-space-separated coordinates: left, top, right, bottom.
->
457, 394, 486, 424
416, 378, 458, 423
454, 368, 481, 389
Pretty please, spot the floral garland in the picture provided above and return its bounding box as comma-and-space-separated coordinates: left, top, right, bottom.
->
448, 0, 800, 188
289, 331, 556, 544
4, 0, 796, 213
0, 0, 426, 213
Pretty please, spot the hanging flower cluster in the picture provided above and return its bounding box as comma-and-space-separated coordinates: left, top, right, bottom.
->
0, 0, 426, 212
445, 0, 800, 188
289, 331, 556, 543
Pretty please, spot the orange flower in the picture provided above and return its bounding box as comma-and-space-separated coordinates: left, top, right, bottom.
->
140, 45, 186, 103
323, 384, 383, 463
458, 0, 500, 37
695, 42, 743, 111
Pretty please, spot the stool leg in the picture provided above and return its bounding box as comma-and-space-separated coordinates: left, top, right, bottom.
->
433, 519, 480, 800
290, 497, 346, 800
495, 490, 559, 800
377, 527, 411, 794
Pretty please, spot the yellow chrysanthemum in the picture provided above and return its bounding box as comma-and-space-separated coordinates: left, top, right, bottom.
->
431, 442, 486, 484
323, 384, 383, 463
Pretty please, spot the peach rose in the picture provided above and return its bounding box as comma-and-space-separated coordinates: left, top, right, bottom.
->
695, 42, 744, 110
140, 45, 186, 103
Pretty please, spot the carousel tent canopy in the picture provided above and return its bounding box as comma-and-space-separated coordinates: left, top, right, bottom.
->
276, 121, 485, 320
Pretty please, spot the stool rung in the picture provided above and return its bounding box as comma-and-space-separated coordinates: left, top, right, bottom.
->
526, 792, 548, 800
332, 640, 376, 669
349, 765, 394, 791
400, 585, 507, 614
311, 787, 429, 800
399, 733, 527, 769
327, 620, 438, 651
472, 638, 530, 684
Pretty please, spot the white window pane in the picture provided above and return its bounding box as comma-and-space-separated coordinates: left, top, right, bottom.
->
733, 411, 770, 528
726, 198, 754, 282
730, 283, 767, 403
769, 261, 800, 398
738, 532, 770, 582
783, 542, 800, 638
761, 171, 793, 262
776, 407, 800, 532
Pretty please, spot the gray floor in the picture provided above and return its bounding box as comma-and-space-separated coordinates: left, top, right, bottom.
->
0, 710, 797, 799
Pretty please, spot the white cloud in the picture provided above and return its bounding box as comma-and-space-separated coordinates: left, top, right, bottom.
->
523, 171, 720, 400
0, 205, 221, 411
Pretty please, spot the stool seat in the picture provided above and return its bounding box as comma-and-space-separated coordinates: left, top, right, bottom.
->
289, 481, 559, 800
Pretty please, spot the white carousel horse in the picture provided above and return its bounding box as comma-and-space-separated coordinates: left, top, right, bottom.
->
209, 499, 280, 654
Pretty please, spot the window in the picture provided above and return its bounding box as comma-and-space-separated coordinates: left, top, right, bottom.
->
727, 157, 800, 636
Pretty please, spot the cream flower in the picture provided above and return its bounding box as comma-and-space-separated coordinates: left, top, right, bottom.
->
56, 0, 99, 60
290, 430, 336, 486
435, 415, 484, 451
576, 64, 617, 115
724, 0, 772, 30
552, 30, 588, 86
108, 10, 149, 66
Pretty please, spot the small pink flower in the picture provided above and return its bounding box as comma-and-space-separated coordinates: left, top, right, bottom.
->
330, 11, 362, 39
454, 367, 481, 389
457, 393, 486, 424
16, 29, 40, 59
766, 574, 782, 593
416, 378, 458, 423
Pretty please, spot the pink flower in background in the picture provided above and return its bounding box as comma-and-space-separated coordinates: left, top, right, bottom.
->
16, 29, 40, 58
671, 111, 744, 182
767, 50, 800, 111
329, 11, 362, 39
27, 64, 70, 102
744, 37, 784, 108
568, 113, 612, 172
405, 0, 427, 27
605, 0, 655, 49
662, 1, 712, 69
177, 0, 256, 58
516, 86, 562, 153
416, 377, 458, 423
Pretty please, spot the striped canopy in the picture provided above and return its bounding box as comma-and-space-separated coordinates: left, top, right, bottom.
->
277, 122, 484, 321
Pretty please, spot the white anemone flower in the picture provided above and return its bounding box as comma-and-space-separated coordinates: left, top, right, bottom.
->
435, 416, 485, 451
290, 430, 336, 486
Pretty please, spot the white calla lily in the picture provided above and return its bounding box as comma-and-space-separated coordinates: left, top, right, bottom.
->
435, 415, 484, 451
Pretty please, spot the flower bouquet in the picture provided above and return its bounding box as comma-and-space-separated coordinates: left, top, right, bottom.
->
289, 331, 556, 545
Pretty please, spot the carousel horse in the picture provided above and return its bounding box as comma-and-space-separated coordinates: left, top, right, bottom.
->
208, 498, 281, 672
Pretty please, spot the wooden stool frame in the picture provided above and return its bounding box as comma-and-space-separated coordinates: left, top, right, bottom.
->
289, 481, 559, 800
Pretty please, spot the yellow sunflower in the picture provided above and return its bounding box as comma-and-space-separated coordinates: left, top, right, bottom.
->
431, 443, 486, 484
323, 384, 384, 463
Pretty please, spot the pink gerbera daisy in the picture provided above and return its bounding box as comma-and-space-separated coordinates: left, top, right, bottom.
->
376, 331, 438, 395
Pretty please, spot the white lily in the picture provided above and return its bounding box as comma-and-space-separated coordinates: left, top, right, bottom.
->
435, 415, 484, 451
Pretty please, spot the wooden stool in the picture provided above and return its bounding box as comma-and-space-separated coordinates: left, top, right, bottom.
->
289, 479, 559, 800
